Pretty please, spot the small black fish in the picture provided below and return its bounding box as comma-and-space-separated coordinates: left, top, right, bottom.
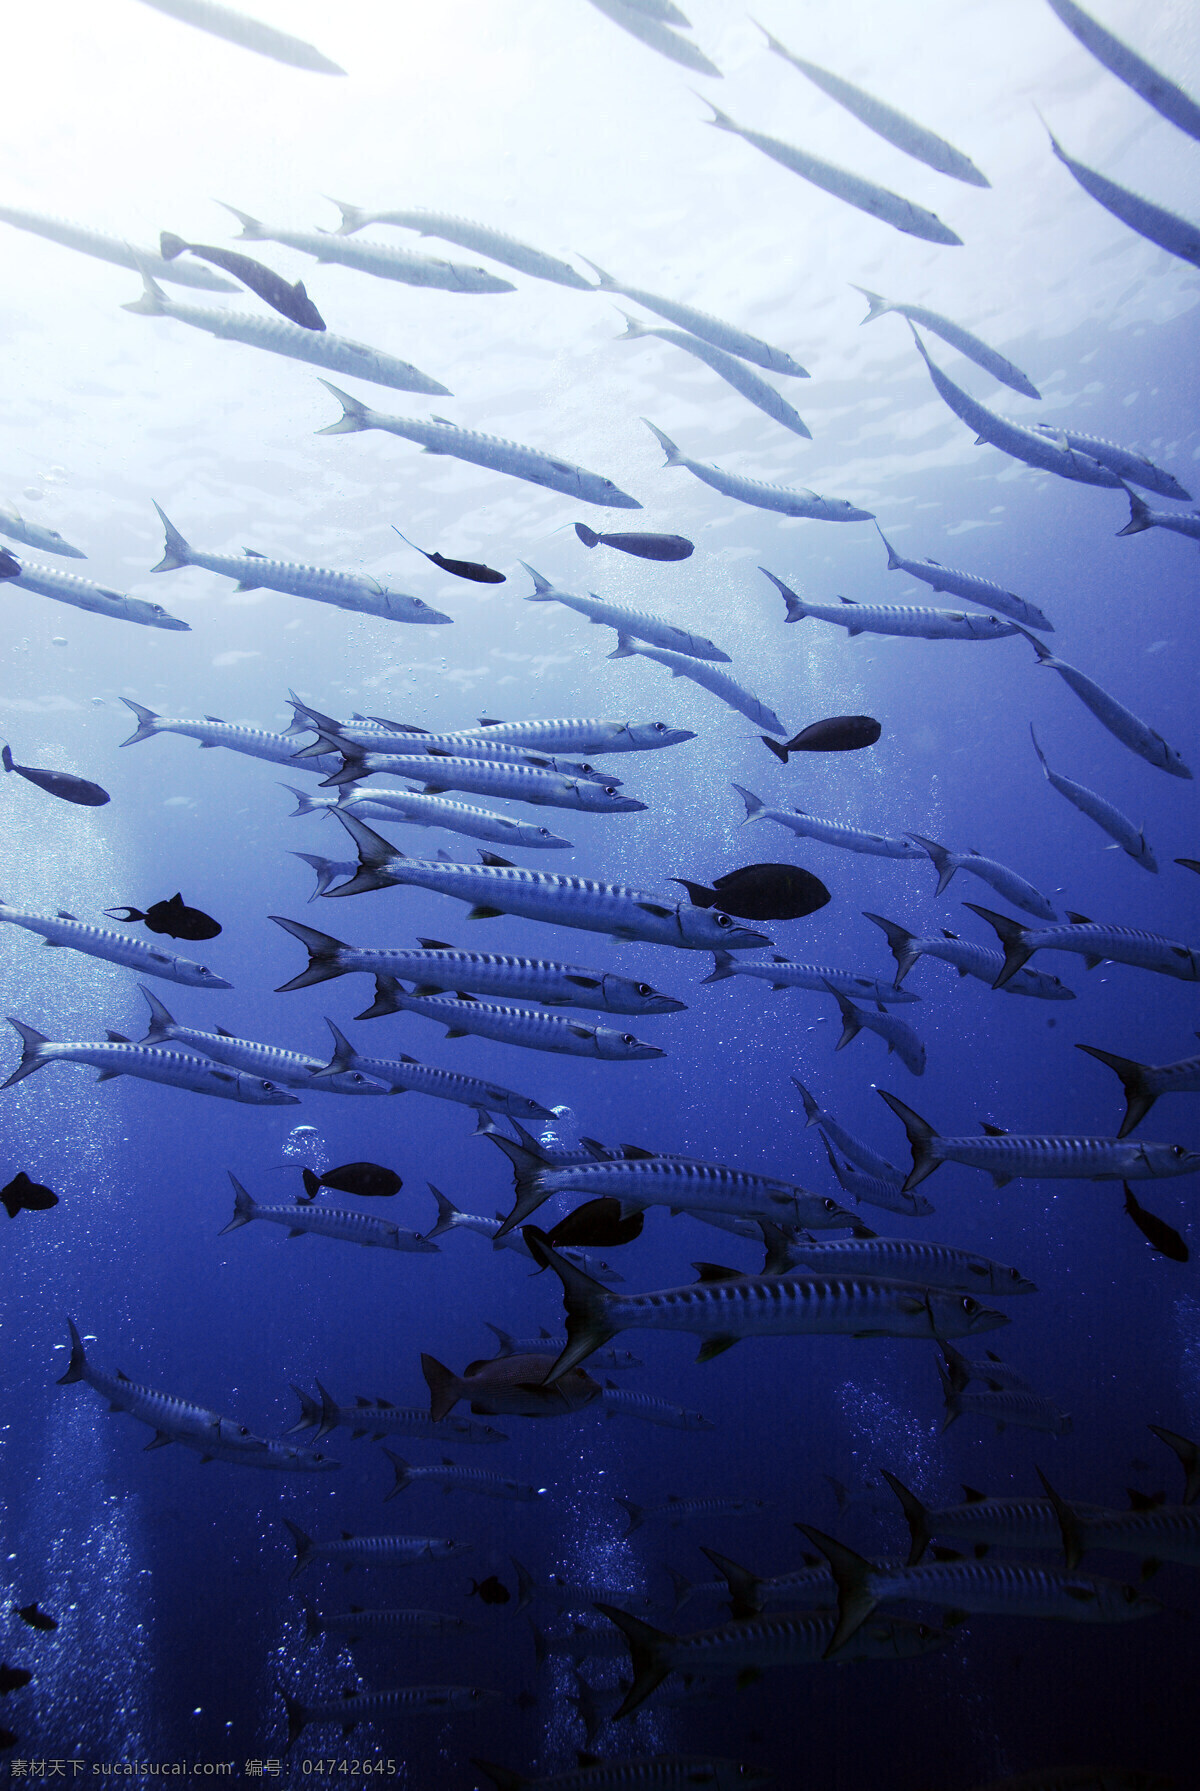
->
300, 1162, 402, 1202
546, 1198, 644, 1250
0, 549, 18, 579
574, 524, 694, 561
468, 1575, 510, 1606
762, 715, 881, 761
3, 744, 109, 808
674, 862, 830, 922
0, 1665, 31, 1695
392, 528, 504, 584
104, 894, 221, 942
1124, 1184, 1189, 1262
14, 1604, 56, 1633
159, 233, 326, 331
1, 1174, 58, 1220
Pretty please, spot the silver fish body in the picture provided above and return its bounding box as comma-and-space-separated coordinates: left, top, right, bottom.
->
120, 699, 342, 774
1118, 486, 1200, 545
617, 312, 811, 436
791, 1075, 933, 1217
330, 201, 591, 288
283, 1518, 469, 1578
943, 1383, 1073, 1436
705, 948, 920, 1006
0, 203, 237, 288
137, 986, 387, 1093
1044, 0, 1200, 141
765, 570, 1015, 640
317, 1020, 553, 1122
853, 288, 1037, 396
525, 562, 729, 660
876, 527, 1052, 630
864, 911, 1076, 1000
366, 979, 666, 1060
823, 982, 926, 1076
881, 1475, 1085, 1561
907, 834, 1057, 921
447, 715, 694, 754
11, 557, 188, 630
1030, 728, 1157, 871
782, 1235, 1035, 1297
220, 205, 513, 293
222, 1175, 434, 1253
612, 641, 785, 735
284, 784, 573, 849
288, 1383, 506, 1445
283, 1684, 499, 1748
735, 785, 921, 859
1028, 427, 1189, 502
0, 903, 229, 988
4, 1021, 296, 1104
0, 503, 86, 558
818, 1134, 932, 1220
1046, 126, 1200, 269
383, 1449, 545, 1502
1073, 1503, 1200, 1569
584, 0, 722, 77
600, 1388, 715, 1430
579, 259, 805, 375
1021, 631, 1191, 776
329, 750, 639, 812
132, 0, 345, 75
307, 1606, 476, 1641
966, 904, 1200, 985
646, 422, 872, 521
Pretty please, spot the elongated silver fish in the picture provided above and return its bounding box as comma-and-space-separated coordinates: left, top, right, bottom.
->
791, 1075, 934, 1217
1076, 1041, 1200, 1137
326, 750, 638, 813
600, 1385, 714, 1429
645, 422, 872, 521
4, 1019, 296, 1104
782, 1235, 1035, 1297
701, 101, 962, 244
1030, 727, 1157, 871
10, 556, 188, 630
474, 1752, 774, 1791
823, 982, 926, 1076
965, 903, 1200, 987
0, 902, 230, 988
427, 1184, 624, 1281
863, 912, 1076, 1000
1118, 485, 1200, 545
617, 312, 811, 436
616, 1493, 769, 1536
610, 639, 784, 735
304, 1605, 477, 1643
283, 1684, 498, 1751
289, 699, 615, 777
0, 203, 237, 288
938, 1363, 1072, 1436
1044, 0, 1200, 142
123, 269, 449, 393
941, 1341, 1033, 1395
525, 562, 729, 660
817, 1132, 930, 1220
764, 570, 1016, 640
382, 1449, 545, 1502
330, 201, 591, 288
876, 526, 1053, 630
705, 948, 919, 1006
133, 0, 345, 73
880, 1471, 1086, 1563
448, 714, 693, 755
1048, 1485, 1200, 1572
219, 205, 515, 294
318, 383, 641, 509
734, 785, 922, 861
878, 1089, 1200, 1190
221, 1173, 434, 1252
137, 985, 387, 1092
907, 833, 1057, 921
584, 0, 721, 77
0, 503, 85, 559
365, 978, 665, 1061
853, 287, 1038, 397
120, 701, 341, 776
1027, 429, 1189, 502
287, 1381, 506, 1445
283, 783, 574, 849
578, 259, 804, 375
317, 1020, 552, 1122
282, 1518, 469, 1579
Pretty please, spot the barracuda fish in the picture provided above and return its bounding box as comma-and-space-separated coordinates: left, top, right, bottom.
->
585, 0, 722, 77
318, 382, 641, 509
316, 1021, 552, 1122
733, 785, 922, 861
282, 1684, 499, 1750
699, 1545, 917, 1620
0, 504, 85, 559
799, 1525, 1160, 1654
1044, 124, 1200, 270
323, 812, 771, 953
578, 260, 804, 376
965, 903, 1200, 987
511, 1559, 654, 1614
1044, 0, 1200, 140
383, 1449, 544, 1502
58, 1321, 335, 1466
524, 562, 729, 660
448, 715, 694, 754
304, 1605, 476, 1644
780, 1236, 1035, 1297
283, 1519, 468, 1579
1076, 1041, 1200, 1136
0, 203, 237, 288
938, 1364, 1073, 1436
910, 329, 1124, 486
486, 1327, 642, 1371
221, 1174, 435, 1253
645, 422, 873, 522
330, 201, 591, 289
616, 1494, 769, 1536
219, 204, 514, 294
10, 557, 188, 630
864, 913, 1076, 1000
271, 917, 684, 1014
818, 1133, 932, 1220
609, 0, 691, 19
852, 288, 1038, 397
123, 268, 449, 394
616, 313, 810, 437
325, 750, 635, 811
600, 1385, 715, 1430
1027, 430, 1189, 502
610, 640, 785, 735
473, 1756, 775, 1791
881, 1471, 1106, 1565
941, 1341, 1033, 1394
875, 526, 1053, 630
283, 784, 575, 849
705, 949, 920, 1006
1031, 728, 1157, 871
120, 700, 342, 774
292, 854, 359, 899
878, 1090, 1200, 1190
134, 0, 344, 73
0, 903, 230, 989
701, 102, 962, 243
763, 570, 1016, 640
4, 1020, 297, 1104
791, 1076, 934, 1217
289, 704, 615, 779
136, 986, 387, 1093
907, 834, 1057, 921
360, 978, 665, 1061
758, 25, 988, 184
287, 1383, 507, 1445
823, 983, 926, 1076
150, 504, 449, 626
1118, 485, 1200, 546
1042, 1472, 1200, 1571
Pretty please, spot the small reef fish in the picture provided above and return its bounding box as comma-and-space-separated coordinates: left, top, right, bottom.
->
575, 525, 694, 560
105, 894, 221, 940
2, 745, 108, 808
159, 232, 325, 329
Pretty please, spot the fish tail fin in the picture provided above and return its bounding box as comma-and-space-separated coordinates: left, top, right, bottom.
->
593, 1604, 674, 1719
519, 560, 555, 600
426, 1184, 463, 1239
479, 1130, 555, 1235
614, 309, 653, 339
907, 833, 956, 895
121, 262, 168, 314
150, 501, 191, 573
879, 1469, 931, 1565
327, 197, 368, 235
863, 912, 921, 986
137, 983, 178, 1044
1, 745, 12, 774
606, 633, 638, 659
696, 95, 738, 132
158, 231, 188, 262
356, 972, 404, 1020
876, 1090, 940, 1189
575, 256, 617, 290
289, 853, 350, 901
118, 698, 162, 745
219, 1173, 257, 1234
760, 736, 789, 763
282, 1518, 314, 1580
852, 286, 892, 325
700, 1546, 764, 1619
641, 418, 683, 465
1036, 1466, 1085, 1570
939, 1341, 973, 1394
1148, 1424, 1200, 1505
1029, 725, 1050, 775
285, 1384, 322, 1435
511, 1556, 537, 1610
56, 1317, 87, 1384
1117, 486, 1154, 537
269, 915, 352, 991
732, 784, 766, 825
824, 982, 863, 1050
873, 519, 902, 566
615, 1497, 644, 1536
794, 1525, 879, 1655
521, 1228, 616, 1382
1017, 624, 1055, 664
3, 1018, 52, 1088
421, 1353, 465, 1424
277, 783, 328, 817
314, 1380, 342, 1440
282, 1690, 309, 1753
216, 202, 266, 239
674, 879, 715, 908
962, 902, 1034, 988
382, 1448, 412, 1501
1075, 1043, 1155, 1137
758, 567, 807, 623
790, 1075, 822, 1128
701, 950, 736, 984
574, 523, 600, 547
935, 1358, 961, 1430
317, 1019, 360, 1080
328, 810, 403, 895
316, 380, 376, 435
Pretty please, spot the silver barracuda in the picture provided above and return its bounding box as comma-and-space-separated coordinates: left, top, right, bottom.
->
852, 288, 1038, 397
150, 503, 450, 625
283, 1685, 499, 1752
878, 1089, 1200, 1190
938, 1366, 1073, 1436
316, 1020, 553, 1122
780, 1236, 1035, 1297
578, 258, 806, 376
323, 750, 637, 811
610, 640, 785, 735
221, 1174, 435, 1254
1044, 124, 1200, 271
941, 1341, 1033, 1395
907, 834, 1057, 921
697, 1545, 911, 1620
304, 1606, 477, 1644
0, 503, 85, 559
1044, 0, 1200, 141
1043, 1478, 1200, 1573
1031, 727, 1157, 871
3, 1019, 298, 1105
818, 1133, 932, 1220
616, 313, 811, 437
474, 1754, 774, 1791
1019, 628, 1192, 776
1118, 485, 1200, 547
358, 978, 665, 1061
733, 785, 922, 860
822, 982, 926, 1077
292, 854, 359, 899
700, 102, 963, 245
880, 1471, 1094, 1563
287, 1382, 507, 1445
524, 562, 730, 660
791, 1075, 934, 1217
120, 699, 343, 774
330, 201, 592, 289
600, 1386, 715, 1430
317, 382, 641, 509
1076, 1041, 1200, 1137
136, 985, 388, 1093
131, 0, 345, 75
218, 204, 515, 294
122, 268, 449, 394
875, 526, 1053, 630
0, 903, 230, 989
763, 569, 1016, 640
965, 903, 1200, 987
584, 0, 722, 77
1026, 429, 1189, 502
645, 422, 872, 522
10, 556, 188, 630
864, 912, 1076, 1000
282, 1518, 470, 1579
271, 916, 685, 1014
486, 1326, 642, 1371
282, 783, 574, 850
616, 1494, 768, 1536
382, 1449, 546, 1503
0, 204, 236, 288
323, 812, 772, 953
288, 699, 615, 776
705, 948, 920, 1006
442, 715, 696, 755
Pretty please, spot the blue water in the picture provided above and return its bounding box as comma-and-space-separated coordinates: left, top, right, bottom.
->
1, 2, 1199, 1785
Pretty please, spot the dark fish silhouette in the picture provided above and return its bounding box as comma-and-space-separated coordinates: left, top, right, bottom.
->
1124, 1183, 1189, 1262
1, 1173, 58, 1219
1177, 858, 1200, 875
468, 1575, 510, 1606
0, 1726, 16, 1749
3, 745, 109, 808
392, 528, 504, 584
546, 1197, 644, 1250
14, 1604, 56, 1632
104, 894, 221, 941
762, 715, 882, 761
300, 1161, 402, 1202
574, 524, 694, 561
159, 232, 326, 330
0, 1665, 31, 1695
674, 862, 830, 921
0, 549, 18, 578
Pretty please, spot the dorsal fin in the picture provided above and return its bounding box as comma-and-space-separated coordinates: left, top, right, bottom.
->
621, 1144, 655, 1160
961, 1484, 987, 1503
692, 1263, 740, 1283
479, 851, 514, 868
1066, 911, 1091, 925
980, 1122, 1006, 1136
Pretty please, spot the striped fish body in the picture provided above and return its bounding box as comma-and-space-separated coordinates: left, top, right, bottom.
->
908, 838, 1057, 922
738, 796, 923, 860
1031, 734, 1156, 869
1047, 132, 1200, 271
154, 538, 442, 627
429, 1202, 622, 1283
317, 1030, 552, 1122
6, 1035, 294, 1104
287, 1684, 499, 1741
827, 987, 925, 1075
0, 504, 86, 558
0, 904, 229, 988
1029, 427, 1189, 502
618, 316, 811, 436
601, 1390, 714, 1429
450, 717, 694, 754
1078, 1504, 1200, 1568
854, 291, 1038, 397
716, 954, 920, 1004
474, 1754, 777, 1790
12, 559, 188, 629
524, 568, 729, 661
308, 1534, 465, 1568
336, 789, 573, 849
634, 1607, 945, 1682
312, 1608, 476, 1639
1023, 638, 1191, 776
121, 703, 343, 773
925, 1131, 1199, 1185
656, 439, 870, 522
389, 1459, 544, 1501
374, 984, 664, 1059
911, 1494, 1081, 1556
302, 722, 614, 779
582, 261, 806, 375
1009, 920, 1200, 981
765, 571, 1015, 639
793, 1079, 908, 1184
867, 1558, 1156, 1622
877, 533, 1051, 631
612, 641, 785, 734
881, 926, 1074, 1000
1045, 0, 1200, 142
510, 1156, 851, 1232
143, 1012, 387, 1094
327, 1398, 506, 1445
333, 203, 593, 289
335, 752, 640, 811
782, 1237, 1034, 1296
226, 1197, 434, 1254
0, 204, 236, 287
820, 1141, 933, 1220
488, 1331, 641, 1370
947, 1388, 1072, 1435
585, 0, 722, 76
240, 219, 514, 294
1122, 499, 1200, 542
637, 1495, 767, 1526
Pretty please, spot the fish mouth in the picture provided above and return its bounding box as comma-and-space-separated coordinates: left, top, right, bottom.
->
201, 974, 235, 990
419, 609, 454, 624
156, 617, 192, 631
645, 997, 687, 1014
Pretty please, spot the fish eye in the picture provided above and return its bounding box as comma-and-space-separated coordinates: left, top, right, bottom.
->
622, 1033, 637, 1045
823, 1199, 838, 1212
716, 914, 734, 929
538, 828, 551, 836
260, 1080, 274, 1092
1173, 1146, 1187, 1157
636, 983, 654, 996
653, 722, 667, 732
199, 966, 210, 975
960, 1296, 978, 1313
603, 786, 619, 796
1009, 1267, 1022, 1280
